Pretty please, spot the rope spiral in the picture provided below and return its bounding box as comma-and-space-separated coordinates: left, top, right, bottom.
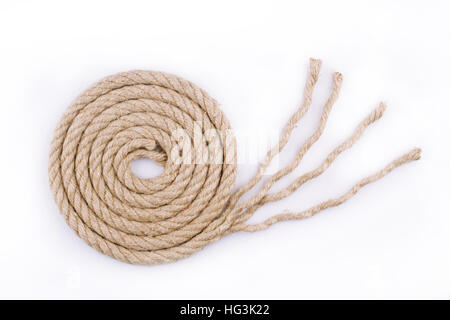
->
49, 59, 421, 265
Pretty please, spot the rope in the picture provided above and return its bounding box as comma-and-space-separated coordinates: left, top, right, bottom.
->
49, 59, 420, 265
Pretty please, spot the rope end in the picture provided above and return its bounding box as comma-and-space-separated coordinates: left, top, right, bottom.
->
309, 58, 322, 82
368, 102, 387, 122
334, 72, 343, 80
409, 148, 422, 161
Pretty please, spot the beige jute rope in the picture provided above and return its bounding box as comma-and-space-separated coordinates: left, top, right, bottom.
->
49, 59, 421, 265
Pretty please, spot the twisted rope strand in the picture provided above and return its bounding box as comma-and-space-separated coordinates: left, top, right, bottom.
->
232, 147, 421, 232
225, 58, 322, 211
49, 59, 420, 265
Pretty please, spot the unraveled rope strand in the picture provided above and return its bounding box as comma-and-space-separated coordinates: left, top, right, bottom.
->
49, 59, 420, 265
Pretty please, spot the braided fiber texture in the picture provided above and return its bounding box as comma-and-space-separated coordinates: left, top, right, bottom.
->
49, 59, 420, 265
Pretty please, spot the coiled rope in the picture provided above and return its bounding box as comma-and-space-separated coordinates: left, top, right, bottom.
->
49, 59, 420, 265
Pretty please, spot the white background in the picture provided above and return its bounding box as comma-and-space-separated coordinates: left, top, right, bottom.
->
0, 0, 449, 299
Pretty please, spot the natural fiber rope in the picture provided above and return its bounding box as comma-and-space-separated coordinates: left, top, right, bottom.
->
49, 59, 420, 265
